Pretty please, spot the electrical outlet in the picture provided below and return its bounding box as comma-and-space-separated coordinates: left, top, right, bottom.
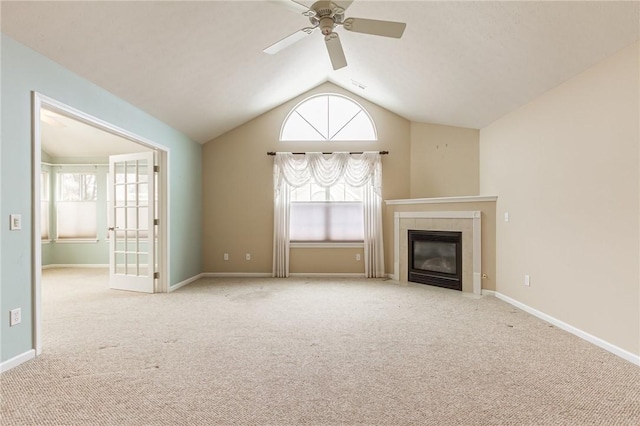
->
223, 253, 229, 261
245, 253, 251, 261
524, 275, 530, 287
10, 308, 21, 326
504, 212, 509, 222
356, 253, 361, 261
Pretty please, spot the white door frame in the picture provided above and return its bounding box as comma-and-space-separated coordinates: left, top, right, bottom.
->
31, 92, 170, 356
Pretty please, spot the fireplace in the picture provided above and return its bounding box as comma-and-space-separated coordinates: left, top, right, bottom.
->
408, 230, 462, 291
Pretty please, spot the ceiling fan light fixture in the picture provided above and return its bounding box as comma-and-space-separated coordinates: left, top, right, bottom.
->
264, 0, 407, 69
319, 17, 336, 35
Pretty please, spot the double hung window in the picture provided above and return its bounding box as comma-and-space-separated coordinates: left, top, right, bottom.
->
56, 172, 98, 240
290, 180, 364, 242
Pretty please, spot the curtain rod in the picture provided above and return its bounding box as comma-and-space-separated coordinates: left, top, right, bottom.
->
267, 151, 388, 156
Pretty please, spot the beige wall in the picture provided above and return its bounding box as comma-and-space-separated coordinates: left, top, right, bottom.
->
202, 82, 411, 274
410, 123, 479, 198
384, 201, 496, 291
289, 247, 364, 274
479, 42, 639, 355
203, 82, 484, 276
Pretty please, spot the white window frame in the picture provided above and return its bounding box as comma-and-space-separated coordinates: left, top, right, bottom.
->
280, 93, 377, 141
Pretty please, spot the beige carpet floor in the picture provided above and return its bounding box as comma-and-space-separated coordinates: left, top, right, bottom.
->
1, 268, 639, 425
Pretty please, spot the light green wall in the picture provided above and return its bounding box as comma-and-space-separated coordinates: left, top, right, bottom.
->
1, 34, 203, 363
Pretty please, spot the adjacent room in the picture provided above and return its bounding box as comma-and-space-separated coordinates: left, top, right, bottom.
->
1, 1, 639, 424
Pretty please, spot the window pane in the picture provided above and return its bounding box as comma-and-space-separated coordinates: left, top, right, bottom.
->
280, 94, 376, 141
57, 201, 97, 239
344, 185, 363, 202
291, 183, 311, 202
281, 113, 325, 141
41, 201, 49, 240
332, 111, 377, 140
328, 96, 360, 139
41, 171, 49, 201
138, 183, 149, 205
290, 201, 363, 242
295, 96, 328, 139
310, 183, 326, 201
329, 183, 346, 201
138, 164, 149, 183
126, 184, 137, 205
59, 173, 97, 201
290, 203, 328, 241
115, 163, 126, 183
126, 161, 137, 182
83, 174, 97, 200
59, 174, 81, 201
328, 202, 364, 241
115, 184, 126, 206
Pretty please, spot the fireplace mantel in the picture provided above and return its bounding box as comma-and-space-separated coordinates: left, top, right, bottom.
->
385, 195, 497, 205
393, 211, 482, 294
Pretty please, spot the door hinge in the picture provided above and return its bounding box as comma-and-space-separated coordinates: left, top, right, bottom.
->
154, 272, 159, 279
154, 219, 159, 226
154, 165, 159, 173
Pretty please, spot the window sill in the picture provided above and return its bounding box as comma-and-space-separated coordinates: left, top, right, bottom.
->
54, 239, 99, 244
290, 242, 364, 249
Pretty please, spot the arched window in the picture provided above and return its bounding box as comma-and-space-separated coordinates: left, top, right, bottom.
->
280, 94, 377, 141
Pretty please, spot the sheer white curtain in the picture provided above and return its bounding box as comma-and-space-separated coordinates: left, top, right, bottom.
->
272, 152, 384, 277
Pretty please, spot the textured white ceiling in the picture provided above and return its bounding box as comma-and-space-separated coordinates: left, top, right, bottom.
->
3, 1, 639, 144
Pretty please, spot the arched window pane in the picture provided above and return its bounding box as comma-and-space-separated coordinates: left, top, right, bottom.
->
281, 94, 376, 141
281, 113, 324, 141
328, 96, 360, 139
295, 96, 329, 139
332, 111, 377, 141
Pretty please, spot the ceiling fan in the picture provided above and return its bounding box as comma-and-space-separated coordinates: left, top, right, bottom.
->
264, 0, 407, 70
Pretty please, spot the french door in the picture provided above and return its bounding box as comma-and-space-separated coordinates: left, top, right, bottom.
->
108, 152, 156, 293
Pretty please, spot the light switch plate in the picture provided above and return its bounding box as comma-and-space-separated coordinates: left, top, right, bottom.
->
10, 214, 21, 230
10, 308, 21, 326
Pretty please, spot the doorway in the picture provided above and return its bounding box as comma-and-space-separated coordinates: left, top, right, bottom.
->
32, 92, 169, 355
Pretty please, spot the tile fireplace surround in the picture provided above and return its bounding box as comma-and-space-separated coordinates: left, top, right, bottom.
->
393, 211, 481, 294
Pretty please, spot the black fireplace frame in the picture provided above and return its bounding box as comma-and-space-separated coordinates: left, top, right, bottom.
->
408, 230, 462, 291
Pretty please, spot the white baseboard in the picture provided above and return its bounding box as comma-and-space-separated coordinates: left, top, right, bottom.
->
491, 291, 639, 366
169, 273, 204, 292
1, 349, 35, 373
289, 273, 366, 278
481, 289, 496, 296
202, 272, 273, 278
42, 264, 108, 269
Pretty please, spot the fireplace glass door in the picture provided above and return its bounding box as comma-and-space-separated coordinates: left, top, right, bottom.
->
409, 230, 462, 290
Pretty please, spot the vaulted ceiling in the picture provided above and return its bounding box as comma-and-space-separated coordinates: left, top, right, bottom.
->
2, 1, 639, 144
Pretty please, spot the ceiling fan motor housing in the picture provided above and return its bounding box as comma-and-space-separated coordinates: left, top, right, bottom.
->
309, 1, 345, 35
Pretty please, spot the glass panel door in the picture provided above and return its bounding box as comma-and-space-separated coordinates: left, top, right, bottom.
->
108, 152, 155, 293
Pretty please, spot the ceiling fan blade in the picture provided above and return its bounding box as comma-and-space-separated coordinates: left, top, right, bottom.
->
268, 0, 316, 17
264, 26, 317, 55
342, 17, 407, 38
332, 0, 354, 13
325, 32, 347, 70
